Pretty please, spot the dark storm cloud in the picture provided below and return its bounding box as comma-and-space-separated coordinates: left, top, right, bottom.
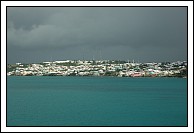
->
7, 7, 187, 63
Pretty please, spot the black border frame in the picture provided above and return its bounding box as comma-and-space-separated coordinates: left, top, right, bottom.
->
6, 6, 188, 128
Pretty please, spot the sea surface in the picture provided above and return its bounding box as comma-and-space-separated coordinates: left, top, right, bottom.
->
7, 76, 187, 126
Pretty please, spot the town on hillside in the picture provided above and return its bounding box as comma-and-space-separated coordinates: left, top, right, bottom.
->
7, 60, 187, 78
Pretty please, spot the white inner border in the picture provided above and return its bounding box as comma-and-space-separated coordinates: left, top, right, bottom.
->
1, 1, 193, 132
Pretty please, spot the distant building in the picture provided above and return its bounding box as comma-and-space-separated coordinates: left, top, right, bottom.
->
16, 63, 21, 65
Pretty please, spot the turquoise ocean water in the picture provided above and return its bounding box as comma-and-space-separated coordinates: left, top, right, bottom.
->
7, 76, 187, 126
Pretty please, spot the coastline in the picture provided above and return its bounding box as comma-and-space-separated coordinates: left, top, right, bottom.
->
7, 60, 187, 78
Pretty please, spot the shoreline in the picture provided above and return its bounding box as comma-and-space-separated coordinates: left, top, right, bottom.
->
7, 75, 187, 78
7, 60, 187, 78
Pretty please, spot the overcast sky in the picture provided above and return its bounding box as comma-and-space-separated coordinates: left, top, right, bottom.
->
7, 7, 187, 64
